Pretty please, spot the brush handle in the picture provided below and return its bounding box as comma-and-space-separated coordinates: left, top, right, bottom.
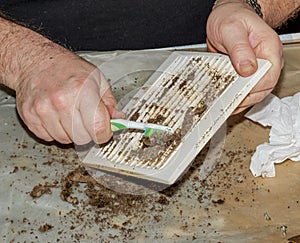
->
110, 119, 145, 132
110, 119, 174, 134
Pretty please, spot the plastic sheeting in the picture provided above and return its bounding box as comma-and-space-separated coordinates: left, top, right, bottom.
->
1, 45, 300, 242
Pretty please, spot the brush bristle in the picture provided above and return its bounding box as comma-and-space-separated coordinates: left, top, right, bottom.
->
144, 128, 163, 137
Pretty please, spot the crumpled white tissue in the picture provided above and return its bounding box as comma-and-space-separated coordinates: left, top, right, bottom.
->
245, 93, 300, 177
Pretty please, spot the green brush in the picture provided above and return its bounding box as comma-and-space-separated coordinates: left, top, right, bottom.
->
110, 119, 174, 137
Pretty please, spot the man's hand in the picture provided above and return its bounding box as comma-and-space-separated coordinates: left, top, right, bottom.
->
0, 17, 124, 145
206, 0, 284, 114
16, 52, 124, 145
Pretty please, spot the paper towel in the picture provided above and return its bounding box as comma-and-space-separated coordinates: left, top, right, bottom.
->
245, 93, 300, 177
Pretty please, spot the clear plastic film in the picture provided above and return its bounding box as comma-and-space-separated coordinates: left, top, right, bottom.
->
1, 44, 300, 242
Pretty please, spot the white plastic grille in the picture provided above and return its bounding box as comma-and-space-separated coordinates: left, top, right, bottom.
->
93, 54, 237, 169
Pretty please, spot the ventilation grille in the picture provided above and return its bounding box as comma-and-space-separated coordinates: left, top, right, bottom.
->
93, 54, 237, 170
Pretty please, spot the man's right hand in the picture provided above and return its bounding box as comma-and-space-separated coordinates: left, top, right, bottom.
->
17, 51, 125, 145
0, 17, 124, 145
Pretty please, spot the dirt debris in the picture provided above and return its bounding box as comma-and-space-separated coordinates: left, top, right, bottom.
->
30, 181, 58, 198
38, 223, 53, 233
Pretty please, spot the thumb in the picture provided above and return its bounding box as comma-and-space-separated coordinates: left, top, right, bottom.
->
101, 88, 126, 119
222, 25, 258, 77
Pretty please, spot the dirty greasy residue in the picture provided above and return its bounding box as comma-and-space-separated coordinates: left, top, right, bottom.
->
95, 55, 237, 170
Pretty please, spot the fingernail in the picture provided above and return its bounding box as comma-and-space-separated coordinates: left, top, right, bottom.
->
113, 109, 126, 119
239, 60, 256, 76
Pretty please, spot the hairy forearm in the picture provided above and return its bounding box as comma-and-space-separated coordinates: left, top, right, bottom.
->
0, 16, 68, 90
259, 0, 300, 28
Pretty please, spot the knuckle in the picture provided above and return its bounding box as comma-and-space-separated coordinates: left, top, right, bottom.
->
49, 90, 71, 111
34, 99, 50, 116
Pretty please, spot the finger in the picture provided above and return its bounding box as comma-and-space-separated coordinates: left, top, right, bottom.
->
71, 108, 93, 145
16, 100, 54, 142
102, 89, 126, 118
93, 101, 112, 144
28, 122, 53, 142
78, 90, 112, 144
96, 70, 126, 118
232, 87, 274, 115
220, 23, 258, 77
49, 103, 92, 145
206, 38, 218, 53
248, 69, 278, 95
239, 35, 283, 112
232, 106, 249, 115
35, 101, 72, 144
250, 37, 283, 94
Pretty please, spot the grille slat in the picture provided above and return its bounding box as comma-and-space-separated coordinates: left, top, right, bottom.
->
94, 54, 238, 170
